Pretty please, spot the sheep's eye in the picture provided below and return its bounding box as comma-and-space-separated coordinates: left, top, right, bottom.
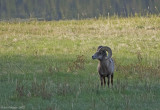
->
99, 52, 102, 55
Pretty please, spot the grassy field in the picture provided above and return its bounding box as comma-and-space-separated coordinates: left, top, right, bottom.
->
0, 16, 160, 110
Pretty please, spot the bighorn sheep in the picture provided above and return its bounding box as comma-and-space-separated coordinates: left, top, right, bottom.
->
92, 46, 114, 86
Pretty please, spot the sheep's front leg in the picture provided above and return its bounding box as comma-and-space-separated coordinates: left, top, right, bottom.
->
100, 76, 103, 86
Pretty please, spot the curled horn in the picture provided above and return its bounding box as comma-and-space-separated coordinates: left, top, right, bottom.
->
99, 46, 112, 60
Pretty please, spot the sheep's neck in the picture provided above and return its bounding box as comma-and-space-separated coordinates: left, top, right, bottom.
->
99, 59, 108, 72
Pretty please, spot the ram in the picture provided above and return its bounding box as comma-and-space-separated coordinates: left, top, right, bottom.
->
92, 46, 114, 86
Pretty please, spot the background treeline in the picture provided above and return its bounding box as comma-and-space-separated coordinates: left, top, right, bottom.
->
0, 0, 160, 20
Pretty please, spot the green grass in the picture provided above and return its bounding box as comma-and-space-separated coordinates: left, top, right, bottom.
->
0, 16, 160, 110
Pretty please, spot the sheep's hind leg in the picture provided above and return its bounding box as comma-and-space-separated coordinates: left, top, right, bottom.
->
107, 75, 110, 87
111, 74, 113, 86
103, 77, 106, 86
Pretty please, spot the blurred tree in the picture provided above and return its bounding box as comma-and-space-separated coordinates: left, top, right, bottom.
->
0, 0, 159, 20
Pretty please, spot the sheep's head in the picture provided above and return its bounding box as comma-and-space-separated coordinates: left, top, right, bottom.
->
92, 46, 112, 61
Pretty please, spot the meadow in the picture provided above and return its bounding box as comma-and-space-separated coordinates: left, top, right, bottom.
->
0, 16, 160, 110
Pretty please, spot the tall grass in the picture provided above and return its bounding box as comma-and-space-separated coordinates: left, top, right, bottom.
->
0, 16, 160, 110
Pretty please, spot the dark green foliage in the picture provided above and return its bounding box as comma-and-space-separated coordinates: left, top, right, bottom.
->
0, 0, 160, 20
